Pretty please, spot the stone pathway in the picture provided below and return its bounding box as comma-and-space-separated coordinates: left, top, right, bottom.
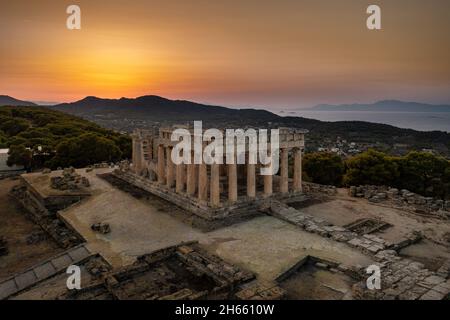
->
0, 244, 92, 300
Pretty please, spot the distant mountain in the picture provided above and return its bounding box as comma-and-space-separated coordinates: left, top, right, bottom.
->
32, 101, 60, 106
308, 100, 450, 112
0, 95, 37, 107
0, 93, 441, 156
51, 95, 277, 122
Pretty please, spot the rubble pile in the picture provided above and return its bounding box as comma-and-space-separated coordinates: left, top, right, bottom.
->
117, 160, 131, 172
349, 185, 450, 219
235, 281, 286, 300
93, 162, 110, 169
26, 229, 47, 245
85, 258, 112, 279
91, 223, 111, 234
50, 168, 90, 191
302, 182, 337, 196
353, 250, 450, 300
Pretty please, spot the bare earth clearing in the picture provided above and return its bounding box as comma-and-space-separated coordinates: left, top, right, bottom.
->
0, 179, 62, 280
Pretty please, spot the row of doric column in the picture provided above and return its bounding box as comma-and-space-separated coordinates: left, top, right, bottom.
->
155, 145, 302, 208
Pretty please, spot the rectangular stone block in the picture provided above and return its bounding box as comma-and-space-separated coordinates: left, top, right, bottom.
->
0, 280, 18, 300
68, 246, 91, 262
33, 262, 57, 280
15, 270, 37, 290
51, 254, 73, 270
423, 275, 446, 286
432, 284, 450, 295
419, 289, 446, 300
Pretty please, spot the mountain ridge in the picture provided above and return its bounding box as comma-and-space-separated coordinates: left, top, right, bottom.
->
50, 95, 278, 122
307, 100, 450, 112
0, 95, 37, 107
2, 94, 449, 155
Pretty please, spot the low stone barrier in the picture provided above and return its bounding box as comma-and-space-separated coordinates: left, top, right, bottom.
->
302, 182, 337, 196
349, 185, 450, 219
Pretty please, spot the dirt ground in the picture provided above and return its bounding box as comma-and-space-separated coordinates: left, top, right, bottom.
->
0, 178, 62, 280
280, 263, 355, 300
58, 171, 372, 281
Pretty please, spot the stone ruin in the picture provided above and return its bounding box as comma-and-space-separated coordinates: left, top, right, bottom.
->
113, 126, 307, 221
344, 218, 392, 235
353, 249, 450, 300
0, 236, 8, 256
302, 182, 338, 196
269, 201, 450, 300
349, 185, 450, 219
59, 242, 265, 300
91, 223, 111, 234
9, 181, 84, 249
50, 167, 90, 191
117, 160, 131, 172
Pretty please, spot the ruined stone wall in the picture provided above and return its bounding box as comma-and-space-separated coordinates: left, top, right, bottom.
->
302, 182, 338, 196
269, 201, 450, 300
349, 185, 450, 219
9, 180, 83, 248
60, 242, 259, 300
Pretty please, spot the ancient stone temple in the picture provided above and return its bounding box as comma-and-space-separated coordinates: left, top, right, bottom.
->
114, 125, 307, 220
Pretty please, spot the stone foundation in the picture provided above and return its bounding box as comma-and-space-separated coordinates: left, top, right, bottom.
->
112, 169, 306, 221
302, 182, 338, 196
59, 242, 263, 300
9, 178, 84, 248
269, 201, 450, 300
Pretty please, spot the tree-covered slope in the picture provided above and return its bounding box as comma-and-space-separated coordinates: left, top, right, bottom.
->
0, 106, 131, 170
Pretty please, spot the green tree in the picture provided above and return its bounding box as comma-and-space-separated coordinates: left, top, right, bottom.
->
344, 149, 400, 186
51, 133, 122, 168
398, 151, 450, 198
7, 145, 32, 169
0, 106, 131, 169
0, 119, 30, 136
303, 152, 344, 186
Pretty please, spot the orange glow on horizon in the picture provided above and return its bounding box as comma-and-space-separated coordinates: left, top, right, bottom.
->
1, 0, 450, 107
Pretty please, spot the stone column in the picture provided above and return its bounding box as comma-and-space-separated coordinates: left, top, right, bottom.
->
166, 147, 175, 188
263, 169, 273, 197
280, 148, 289, 193
176, 164, 185, 193
247, 163, 256, 198
228, 163, 237, 203
198, 162, 208, 201
157, 144, 165, 184
210, 163, 220, 207
186, 163, 197, 196
293, 148, 303, 192
132, 139, 137, 171
133, 138, 142, 175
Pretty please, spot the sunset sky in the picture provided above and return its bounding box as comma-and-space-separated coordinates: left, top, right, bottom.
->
1, 0, 450, 109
